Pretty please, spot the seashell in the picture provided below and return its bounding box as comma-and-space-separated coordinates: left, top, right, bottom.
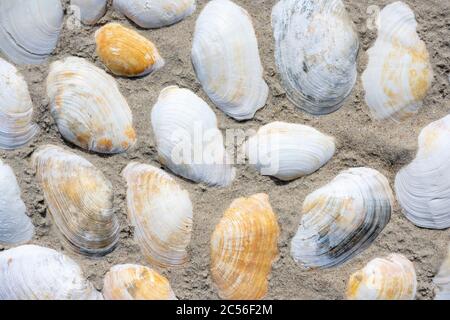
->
291, 168, 393, 269
71, 0, 107, 25
0, 160, 34, 245
103, 264, 177, 300
272, 0, 359, 115
395, 115, 450, 229
0, 58, 38, 150
122, 162, 193, 268
362, 1, 433, 121
113, 0, 196, 29
151, 86, 235, 187
0, 0, 63, 65
95, 23, 164, 77
346, 253, 417, 300
192, 0, 268, 120
46, 57, 137, 154
210, 193, 280, 300
31, 145, 120, 257
433, 246, 450, 300
244, 121, 335, 181
0, 245, 103, 300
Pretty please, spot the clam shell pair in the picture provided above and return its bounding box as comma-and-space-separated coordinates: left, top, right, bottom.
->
362, 1, 433, 121
245, 122, 335, 181
211, 194, 280, 300
0, 58, 38, 150
122, 163, 193, 268
151, 86, 235, 187
272, 0, 359, 115
347, 254, 417, 300
395, 115, 450, 229
0, 0, 63, 65
31, 145, 120, 257
46, 57, 137, 154
113, 0, 196, 29
291, 168, 394, 269
95, 23, 164, 77
0, 160, 34, 245
0, 245, 102, 300
192, 0, 268, 120
103, 264, 177, 300
433, 246, 450, 300
71, 0, 107, 25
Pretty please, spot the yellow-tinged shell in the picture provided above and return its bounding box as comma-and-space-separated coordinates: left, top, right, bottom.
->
95, 23, 164, 77
346, 253, 417, 300
102, 264, 177, 300
31, 144, 119, 257
122, 162, 193, 268
210, 193, 279, 300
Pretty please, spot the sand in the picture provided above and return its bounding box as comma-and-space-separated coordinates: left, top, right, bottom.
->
0, 0, 449, 300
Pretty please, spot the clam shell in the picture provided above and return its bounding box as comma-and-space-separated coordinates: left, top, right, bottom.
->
211, 193, 280, 300
0, 245, 103, 300
71, 0, 107, 25
103, 264, 177, 300
31, 145, 120, 257
362, 1, 433, 121
122, 162, 193, 268
244, 121, 335, 181
151, 86, 236, 187
291, 168, 393, 269
433, 246, 450, 300
395, 115, 450, 229
113, 0, 196, 29
95, 23, 165, 77
0, 160, 34, 245
46, 57, 137, 154
347, 254, 417, 300
192, 0, 268, 120
0, 58, 38, 150
272, 0, 359, 115
0, 0, 63, 65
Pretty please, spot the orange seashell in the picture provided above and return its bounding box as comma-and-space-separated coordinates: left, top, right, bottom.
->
210, 193, 279, 300
102, 264, 177, 300
95, 23, 164, 77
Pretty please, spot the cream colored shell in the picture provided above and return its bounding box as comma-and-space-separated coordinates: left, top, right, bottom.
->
346, 254, 417, 300
122, 162, 193, 268
362, 1, 433, 121
31, 145, 120, 257
46, 57, 137, 154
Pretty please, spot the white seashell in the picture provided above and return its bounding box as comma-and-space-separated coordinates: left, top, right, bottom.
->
151, 86, 236, 187
0, 245, 103, 300
113, 0, 196, 29
71, 0, 108, 25
0, 0, 63, 65
0, 58, 38, 150
31, 145, 120, 257
291, 168, 394, 269
244, 121, 335, 181
347, 253, 417, 300
0, 160, 34, 245
103, 264, 177, 300
362, 1, 433, 121
46, 57, 137, 154
122, 162, 193, 268
395, 115, 450, 229
272, 0, 359, 115
192, 0, 268, 120
434, 246, 450, 300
